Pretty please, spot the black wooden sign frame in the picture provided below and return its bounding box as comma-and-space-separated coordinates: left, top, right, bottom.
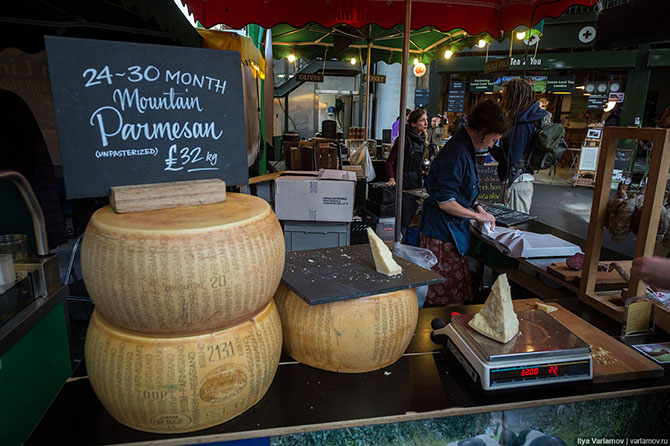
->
45, 36, 248, 199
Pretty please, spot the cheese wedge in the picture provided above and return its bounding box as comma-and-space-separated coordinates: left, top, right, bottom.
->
536, 302, 558, 313
468, 274, 519, 343
367, 227, 402, 276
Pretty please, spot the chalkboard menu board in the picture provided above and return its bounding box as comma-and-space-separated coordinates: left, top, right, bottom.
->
45, 36, 248, 199
477, 164, 503, 204
414, 88, 430, 107
587, 93, 608, 109
447, 79, 466, 112
614, 149, 632, 171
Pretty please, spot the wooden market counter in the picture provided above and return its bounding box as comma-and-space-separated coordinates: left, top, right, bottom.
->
27, 298, 670, 446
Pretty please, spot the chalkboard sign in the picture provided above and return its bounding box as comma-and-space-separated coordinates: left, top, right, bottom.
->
414, 88, 430, 107
477, 164, 503, 204
45, 36, 248, 199
614, 149, 632, 171
447, 79, 466, 112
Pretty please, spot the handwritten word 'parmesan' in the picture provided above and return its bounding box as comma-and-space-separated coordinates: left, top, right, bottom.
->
90, 106, 222, 147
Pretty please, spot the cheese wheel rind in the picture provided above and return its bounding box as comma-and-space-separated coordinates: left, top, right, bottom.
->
81, 193, 285, 335
85, 301, 282, 434
275, 284, 418, 373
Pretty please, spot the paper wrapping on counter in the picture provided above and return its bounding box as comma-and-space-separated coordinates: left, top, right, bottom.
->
475, 222, 581, 258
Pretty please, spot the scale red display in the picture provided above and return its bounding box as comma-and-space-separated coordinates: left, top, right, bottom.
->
520, 366, 558, 377
490, 361, 590, 384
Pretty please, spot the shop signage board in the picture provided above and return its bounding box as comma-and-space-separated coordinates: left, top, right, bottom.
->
447, 79, 465, 112
609, 92, 625, 103
297, 73, 324, 82
363, 74, 386, 83
587, 93, 609, 109
484, 57, 511, 73
415, 88, 430, 107
470, 78, 495, 92
477, 163, 503, 204
546, 76, 576, 93
45, 36, 248, 199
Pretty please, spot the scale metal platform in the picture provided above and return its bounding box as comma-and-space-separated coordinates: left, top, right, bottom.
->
435, 309, 593, 390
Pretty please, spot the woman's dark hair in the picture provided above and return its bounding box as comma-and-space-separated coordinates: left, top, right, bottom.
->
407, 108, 426, 126
502, 78, 534, 120
467, 99, 509, 136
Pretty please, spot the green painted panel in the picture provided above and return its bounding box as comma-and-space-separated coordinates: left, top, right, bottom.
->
0, 302, 72, 446
436, 50, 638, 72
648, 49, 670, 67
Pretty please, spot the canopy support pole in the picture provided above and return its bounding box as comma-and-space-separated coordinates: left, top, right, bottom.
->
394, 0, 412, 246
364, 31, 372, 140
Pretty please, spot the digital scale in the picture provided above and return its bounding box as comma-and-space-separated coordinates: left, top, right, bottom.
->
433, 309, 593, 390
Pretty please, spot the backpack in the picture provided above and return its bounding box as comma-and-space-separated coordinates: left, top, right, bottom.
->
522, 113, 567, 172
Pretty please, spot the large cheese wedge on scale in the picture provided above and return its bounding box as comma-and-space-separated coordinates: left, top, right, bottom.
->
468, 274, 519, 343
275, 284, 418, 373
81, 193, 285, 335
85, 300, 282, 434
367, 227, 402, 276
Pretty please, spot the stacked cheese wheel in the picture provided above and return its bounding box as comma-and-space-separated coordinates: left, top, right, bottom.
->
82, 194, 285, 433
275, 284, 418, 373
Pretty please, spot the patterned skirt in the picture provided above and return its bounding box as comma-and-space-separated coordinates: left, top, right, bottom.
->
419, 234, 473, 306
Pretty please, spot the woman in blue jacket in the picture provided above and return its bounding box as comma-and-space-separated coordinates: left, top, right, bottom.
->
492, 78, 548, 213
419, 100, 509, 306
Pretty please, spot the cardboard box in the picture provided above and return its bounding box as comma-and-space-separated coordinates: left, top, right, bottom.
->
275, 169, 356, 222
343, 165, 365, 179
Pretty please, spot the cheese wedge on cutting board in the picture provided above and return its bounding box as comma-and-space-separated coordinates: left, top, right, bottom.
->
367, 227, 402, 276
469, 274, 519, 343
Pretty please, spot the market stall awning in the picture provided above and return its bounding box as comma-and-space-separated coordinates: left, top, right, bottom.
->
182, 0, 595, 34
271, 23, 496, 65
0, 0, 202, 53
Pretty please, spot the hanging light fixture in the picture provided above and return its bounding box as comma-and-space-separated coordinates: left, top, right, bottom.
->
413, 57, 419, 65
477, 39, 487, 48
444, 49, 453, 59
350, 57, 356, 65
287, 53, 296, 63
516, 30, 527, 40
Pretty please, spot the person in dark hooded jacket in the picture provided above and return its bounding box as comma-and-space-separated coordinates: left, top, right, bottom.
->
385, 109, 428, 233
490, 78, 547, 213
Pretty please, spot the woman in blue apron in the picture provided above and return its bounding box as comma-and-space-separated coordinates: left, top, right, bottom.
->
419, 99, 509, 306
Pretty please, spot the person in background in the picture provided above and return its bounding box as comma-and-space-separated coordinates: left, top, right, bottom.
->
631, 256, 670, 290
490, 78, 547, 213
391, 108, 411, 142
419, 99, 509, 306
426, 115, 445, 159
385, 109, 429, 235
452, 112, 467, 134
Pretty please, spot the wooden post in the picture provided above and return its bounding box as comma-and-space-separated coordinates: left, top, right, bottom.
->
579, 127, 618, 298
629, 128, 670, 296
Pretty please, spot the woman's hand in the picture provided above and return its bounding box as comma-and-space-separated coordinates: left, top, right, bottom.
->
385, 178, 396, 186
631, 256, 670, 290
473, 210, 496, 229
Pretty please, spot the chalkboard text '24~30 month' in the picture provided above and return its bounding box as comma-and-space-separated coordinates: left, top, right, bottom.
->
82, 65, 227, 94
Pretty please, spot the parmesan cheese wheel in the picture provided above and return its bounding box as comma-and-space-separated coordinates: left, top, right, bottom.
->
85, 300, 282, 434
81, 193, 284, 334
275, 284, 418, 373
